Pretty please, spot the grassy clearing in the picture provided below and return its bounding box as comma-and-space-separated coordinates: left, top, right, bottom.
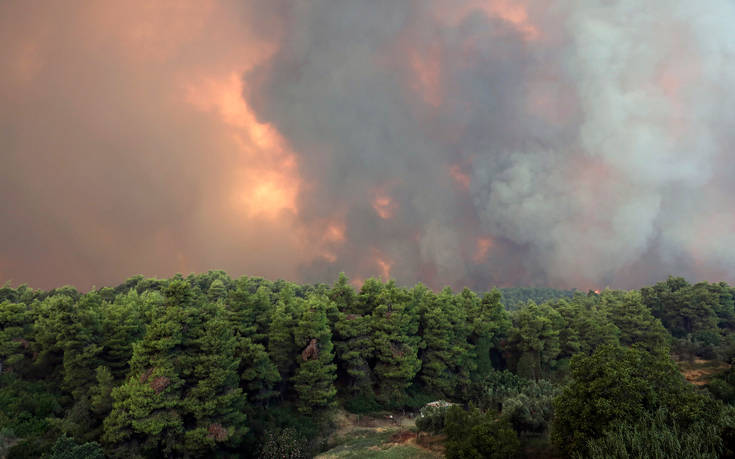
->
317, 410, 441, 458
316, 428, 436, 458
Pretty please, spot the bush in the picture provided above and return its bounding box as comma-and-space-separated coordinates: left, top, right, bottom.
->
343, 395, 381, 414
259, 427, 309, 459
583, 408, 733, 459
501, 379, 557, 434
444, 406, 520, 459
45, 435, 105, 459
476, 370, 529, 412
416, 402, 453, 434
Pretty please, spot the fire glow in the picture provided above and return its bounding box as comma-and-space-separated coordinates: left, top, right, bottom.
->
449, 165, 471, 191
371, 191, 398, 220
374, 252, 394, 281
474, 237, 494, 262
184, 72, 300, 220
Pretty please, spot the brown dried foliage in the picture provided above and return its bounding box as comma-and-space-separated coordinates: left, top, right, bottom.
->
150, 376, 170, 394
139, 367, 154, 383
301, 338, 319, 361
208, 423, 229, 441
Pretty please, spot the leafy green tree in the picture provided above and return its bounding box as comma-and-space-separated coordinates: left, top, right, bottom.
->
552, 344, 716, 456
207, 279, 227, 302
46, 435, 105, 459
641, 277, 719, 337
227, 279, 274, 344
370, 282, 422, 405
498, 287, 576, 310
468, 290, 511, 381
600, 290, 668, 352
444, 406, 520, 459
98, 295, 146, 381
267, 293, 300, 386
239, 338, 280, 404
356, 278, 384, 315
555, 297, 619, 357
0, 301, 36, 377
291, 295, 338, 413
103, 280, 247, 457
224, 279, 280, 404
333, 310, 374, 398
328, 272, 357, 313
507, 302, 563, 380
0, 372, 61, 443
419, 287, 473, 397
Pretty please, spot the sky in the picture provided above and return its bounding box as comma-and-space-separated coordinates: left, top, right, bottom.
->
2, 0, 735, 291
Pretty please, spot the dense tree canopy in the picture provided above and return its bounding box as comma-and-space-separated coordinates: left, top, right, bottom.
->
1, 272, 735, 457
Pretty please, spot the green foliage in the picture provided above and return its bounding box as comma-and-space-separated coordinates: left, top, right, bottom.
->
641, 277, 720, 338
102, 280, 247, 456
418, 287, 473, 397
259, 427, 309, 459
6, 272, 735, 458
507, 302, 563, 380
0, 301, 35, 375
601, 290, 669, 352
498, 287, 576, 310
0, 372, 62, 438
46, 435, 105, 459
469, 290, 511, 381
583, 407, 735, 459
501, 379, 557, 434
291, 295, 338, 413
370, 282, 422, 406
554, 297, 619, 357
474, 370, 528, 411
552, 344, 717, 456
415, 402, 453, 434
444, 406, 520, 459
343, 394, 381, 414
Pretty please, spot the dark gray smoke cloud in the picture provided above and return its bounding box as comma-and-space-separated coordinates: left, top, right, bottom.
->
2, 0, 734, 290
246, 0, 735, 289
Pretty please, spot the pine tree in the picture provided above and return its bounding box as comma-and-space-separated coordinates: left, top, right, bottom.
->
102, 280, 247, 457
329, 272, 357, 312
291, 295, 338, 413
334, 310, 374, 397
225, 278, 280, 404
267, 296, 300, 384
507, 302, 563, 380
419, 288, 473, 397
603, 290, 669, 352
468, 289, 511, 380
370, 282, 421, 405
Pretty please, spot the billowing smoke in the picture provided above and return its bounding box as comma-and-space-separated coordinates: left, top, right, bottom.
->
245, 0, 735, 289
1, 0, 734, 290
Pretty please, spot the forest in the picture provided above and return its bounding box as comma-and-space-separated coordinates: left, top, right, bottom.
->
2, 273, 735, 458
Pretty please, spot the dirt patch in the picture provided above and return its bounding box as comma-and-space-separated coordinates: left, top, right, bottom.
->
389, 431, 416, 444
323, 410, 443, 457
676, 358, 730, 386
414, 433, 446, 456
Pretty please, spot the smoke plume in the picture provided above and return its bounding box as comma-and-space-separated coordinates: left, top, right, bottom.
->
2, 0, 734, 290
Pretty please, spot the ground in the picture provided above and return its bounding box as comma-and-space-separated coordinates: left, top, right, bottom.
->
316, 410, 444, 458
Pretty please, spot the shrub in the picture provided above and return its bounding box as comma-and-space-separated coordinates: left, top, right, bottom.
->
259, 427, 309, 459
